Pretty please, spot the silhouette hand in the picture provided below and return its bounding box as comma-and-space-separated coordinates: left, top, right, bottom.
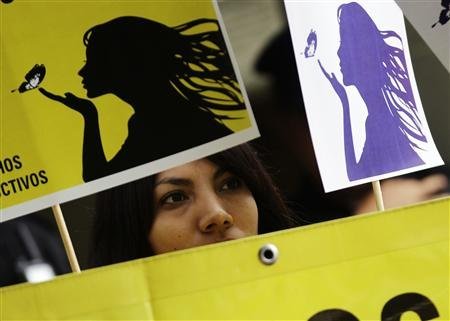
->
355, 174, 449, 214
318, 59, 346, 100
39, 88, 96, 117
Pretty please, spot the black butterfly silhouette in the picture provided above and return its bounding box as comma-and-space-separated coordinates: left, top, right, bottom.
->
11, 64, 46, 93
432, 0, 450, 28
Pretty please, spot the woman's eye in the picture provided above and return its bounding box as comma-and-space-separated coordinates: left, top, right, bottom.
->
221, 177, 242, 191
161, 192, 188, 205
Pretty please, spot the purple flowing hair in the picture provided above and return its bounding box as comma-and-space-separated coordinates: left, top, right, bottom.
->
338, 2, 427, 149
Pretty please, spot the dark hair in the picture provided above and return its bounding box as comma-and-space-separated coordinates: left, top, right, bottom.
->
90, 144, 298, 267
83, 16, 244, 121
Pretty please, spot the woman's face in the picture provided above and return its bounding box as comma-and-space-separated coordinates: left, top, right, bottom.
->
78, 40, 112, 98
148, 159, 258, 254
337, 28, 354, 86
337, 10, 380, 87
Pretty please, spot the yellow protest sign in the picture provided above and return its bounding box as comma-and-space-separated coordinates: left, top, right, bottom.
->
2, 197, 448, 320
0, 0, 256, 221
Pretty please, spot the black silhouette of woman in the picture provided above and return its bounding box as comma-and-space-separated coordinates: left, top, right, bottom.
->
40, 17, 244, 182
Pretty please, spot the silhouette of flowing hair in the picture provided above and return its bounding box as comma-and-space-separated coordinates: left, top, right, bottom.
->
83, 16, 244, 120
338, 3, 427, 149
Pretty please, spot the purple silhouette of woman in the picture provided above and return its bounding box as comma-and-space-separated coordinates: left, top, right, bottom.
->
319, 2, 427, 181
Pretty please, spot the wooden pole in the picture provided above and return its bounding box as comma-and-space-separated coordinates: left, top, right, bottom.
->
371, 180, 385, 211
51, 204, 81, 273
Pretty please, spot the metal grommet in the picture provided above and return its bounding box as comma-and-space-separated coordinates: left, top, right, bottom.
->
258, 244, 279, 265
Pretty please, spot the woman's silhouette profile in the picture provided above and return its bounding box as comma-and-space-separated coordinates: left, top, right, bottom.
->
40, 17, 244, 182
318, 2, 427, 181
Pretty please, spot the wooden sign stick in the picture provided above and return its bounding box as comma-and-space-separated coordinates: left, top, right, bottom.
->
51, 204, 81, 273
371, 180, 385, 211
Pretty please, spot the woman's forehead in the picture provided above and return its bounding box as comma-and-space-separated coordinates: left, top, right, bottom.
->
156, 159, 220, 181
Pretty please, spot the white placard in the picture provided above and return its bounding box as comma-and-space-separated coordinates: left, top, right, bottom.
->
284, 0, 444, 192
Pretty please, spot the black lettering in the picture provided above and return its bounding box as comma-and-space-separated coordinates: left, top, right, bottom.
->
13, 155, 22, 169
381, 293, 439, 321
3, 158, 14, 172
16, 177, 23, 192
7, 179, 18, 193
19, 175, 30, 190
309, 309, 359, 321
0, 156, 22, 173
1, 182, 10, 196
0, 170, 48, 196
30, 173, 39, 187
39, 170, 48, 184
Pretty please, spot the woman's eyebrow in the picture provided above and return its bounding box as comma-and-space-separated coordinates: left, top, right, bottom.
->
213, 167, 229, 181
155, 177, 192, 187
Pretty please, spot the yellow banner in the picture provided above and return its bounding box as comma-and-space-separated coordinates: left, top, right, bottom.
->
0, 0, 255, 220
2, 197, 448, 320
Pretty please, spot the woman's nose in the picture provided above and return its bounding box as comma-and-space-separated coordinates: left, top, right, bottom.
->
337, 45, 342, 59
198, 203, 234, 234
78, 65, 86, 77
